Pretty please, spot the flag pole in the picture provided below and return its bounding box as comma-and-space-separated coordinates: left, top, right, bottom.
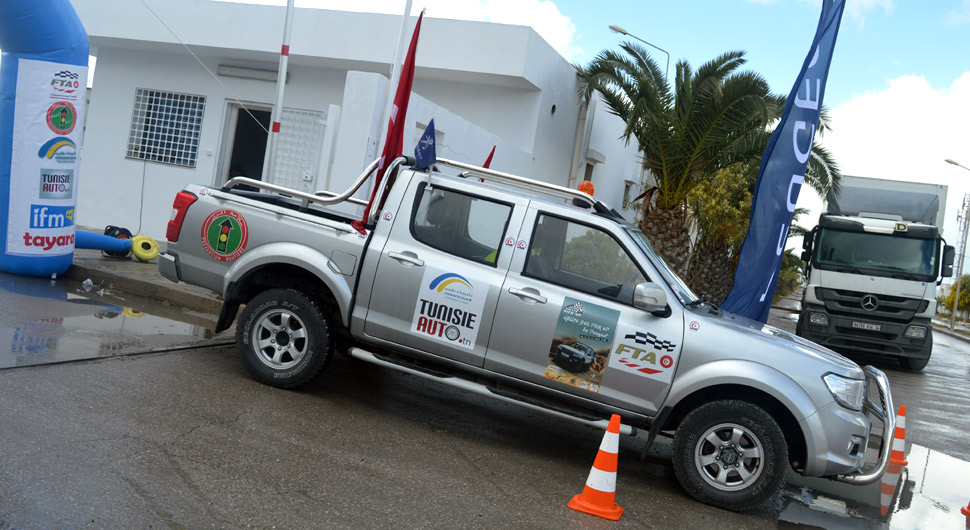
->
378, 0, 413, 158
264, 0, 295, 185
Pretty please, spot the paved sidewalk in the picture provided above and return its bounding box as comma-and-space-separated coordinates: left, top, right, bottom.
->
64, 242, 223, 315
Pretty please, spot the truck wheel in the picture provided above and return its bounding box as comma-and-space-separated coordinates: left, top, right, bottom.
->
672, 400, 787, 511
900, 335, 932, 371
236, 289, 333, 388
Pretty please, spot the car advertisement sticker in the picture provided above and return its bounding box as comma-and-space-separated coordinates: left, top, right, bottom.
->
410, 265, 488, 350
607, 324, 680, 383
544, 297, 619, 394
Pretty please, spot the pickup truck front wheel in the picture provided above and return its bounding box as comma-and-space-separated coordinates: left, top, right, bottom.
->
672, 400, 787, 511
236, 289, 333, 388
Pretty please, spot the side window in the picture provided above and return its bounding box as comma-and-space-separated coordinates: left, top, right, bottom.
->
525, 214, 645, 304
411, 184, 512, 265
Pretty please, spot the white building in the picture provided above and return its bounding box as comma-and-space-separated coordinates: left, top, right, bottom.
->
70, 0, 644, 239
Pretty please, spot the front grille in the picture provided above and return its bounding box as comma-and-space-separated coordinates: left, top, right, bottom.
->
818, 288, 921, 322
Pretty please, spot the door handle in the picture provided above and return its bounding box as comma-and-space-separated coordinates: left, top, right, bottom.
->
388, 251, 425, 267
508, 287, 547, 304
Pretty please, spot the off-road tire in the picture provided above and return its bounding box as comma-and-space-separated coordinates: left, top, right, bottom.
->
672, 400, 787, 511
236, 288, 333, 388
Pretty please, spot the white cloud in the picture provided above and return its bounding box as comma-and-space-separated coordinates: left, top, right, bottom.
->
812, 72, 970, 242
217, 0, 579, 59
943, 0, 970, 26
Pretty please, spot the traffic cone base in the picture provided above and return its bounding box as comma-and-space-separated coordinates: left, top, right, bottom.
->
568, 491, 624, 521
568, 414, 624, 521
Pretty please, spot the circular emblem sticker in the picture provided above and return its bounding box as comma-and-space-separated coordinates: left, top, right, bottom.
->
47, 101, 77, 135
201, 209, 249, 261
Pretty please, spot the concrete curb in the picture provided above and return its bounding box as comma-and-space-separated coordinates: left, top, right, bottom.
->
932, 325, 970, 344
63, 261, 224, 315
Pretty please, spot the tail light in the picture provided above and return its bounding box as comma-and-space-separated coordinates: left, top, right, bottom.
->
166, 191, 198, 242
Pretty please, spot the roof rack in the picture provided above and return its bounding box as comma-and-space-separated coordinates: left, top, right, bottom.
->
434, 157, 595, 205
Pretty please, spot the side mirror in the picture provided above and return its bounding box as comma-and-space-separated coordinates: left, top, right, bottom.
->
800, 250, 811, 262
942, 244, 955, 278
634, 282, 669, 316
802, 228, 815, 251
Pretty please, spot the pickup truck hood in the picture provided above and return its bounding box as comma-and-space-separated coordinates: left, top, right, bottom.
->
815, 268, 934, 300
704, 307, 864, 377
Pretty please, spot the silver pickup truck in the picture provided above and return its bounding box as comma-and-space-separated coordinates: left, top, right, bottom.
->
159, 157, 893, 511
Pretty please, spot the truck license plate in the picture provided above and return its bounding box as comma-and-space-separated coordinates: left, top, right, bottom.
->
852, 321, 881, 331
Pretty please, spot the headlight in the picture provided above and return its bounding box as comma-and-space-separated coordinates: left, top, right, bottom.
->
809, 312, 829, 326
904, 326, 927, 339
823, 373, 865, 411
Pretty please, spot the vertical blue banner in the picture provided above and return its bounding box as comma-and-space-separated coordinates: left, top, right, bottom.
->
722, 0, 845, 323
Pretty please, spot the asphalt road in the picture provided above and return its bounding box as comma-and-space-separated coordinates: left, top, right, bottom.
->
2, 281, 969, 528
0, 345, 779, 529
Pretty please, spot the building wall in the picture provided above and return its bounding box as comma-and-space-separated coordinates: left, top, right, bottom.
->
71, 0, 643, 239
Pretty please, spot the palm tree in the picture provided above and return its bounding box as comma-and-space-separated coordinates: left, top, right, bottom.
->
577, 44, 841, 277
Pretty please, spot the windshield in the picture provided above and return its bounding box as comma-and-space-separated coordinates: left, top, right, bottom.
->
814, 228, 937, 279
626, 228, 699, 304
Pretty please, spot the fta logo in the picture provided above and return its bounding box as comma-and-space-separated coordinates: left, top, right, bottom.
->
30, 204, 74, 229
50, 70, 81, 97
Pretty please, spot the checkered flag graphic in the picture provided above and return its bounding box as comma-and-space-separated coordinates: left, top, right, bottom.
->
55, 70, 79, 80
625, 331, 676, 352
563, 302, 585, 316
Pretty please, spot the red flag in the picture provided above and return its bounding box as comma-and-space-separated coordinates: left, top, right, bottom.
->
352, 11, 424, 235
483, 145, 496, 168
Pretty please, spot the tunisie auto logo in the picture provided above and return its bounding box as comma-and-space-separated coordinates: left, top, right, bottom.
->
413, 272, 481, 348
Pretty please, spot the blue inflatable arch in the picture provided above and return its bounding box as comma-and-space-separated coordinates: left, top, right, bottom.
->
0, 0, 88, 276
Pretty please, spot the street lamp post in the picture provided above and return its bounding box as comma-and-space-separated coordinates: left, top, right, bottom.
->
947, 158, 970, 330
608, 25, 670, 81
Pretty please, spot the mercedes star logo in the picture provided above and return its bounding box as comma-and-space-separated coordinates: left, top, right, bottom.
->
861, 294, 879, 311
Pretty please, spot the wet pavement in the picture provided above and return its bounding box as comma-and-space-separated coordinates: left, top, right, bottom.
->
3, 247, 970, 527
0, 269, 230, 369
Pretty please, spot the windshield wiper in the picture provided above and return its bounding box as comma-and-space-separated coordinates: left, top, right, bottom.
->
879, 265, 923, 281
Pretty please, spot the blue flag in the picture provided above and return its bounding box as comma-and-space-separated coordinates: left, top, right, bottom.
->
721, 0, 845, 323
414, 118, 436, 169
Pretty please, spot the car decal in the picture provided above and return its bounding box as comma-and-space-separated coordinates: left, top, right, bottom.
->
607, 324, 680, 384
544, 297, 618, 394
201, 209, 248, 262
410, 265, 487, 349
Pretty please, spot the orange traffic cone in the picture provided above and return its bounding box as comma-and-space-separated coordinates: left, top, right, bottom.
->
879, 405, 908, 517
568, 414, 624, 520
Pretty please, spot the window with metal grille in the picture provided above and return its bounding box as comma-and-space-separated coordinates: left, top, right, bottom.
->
126, 89, 206, 168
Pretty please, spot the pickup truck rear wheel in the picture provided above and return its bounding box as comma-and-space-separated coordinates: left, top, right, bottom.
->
672, 400, 787, 511
236, 289, 333, 388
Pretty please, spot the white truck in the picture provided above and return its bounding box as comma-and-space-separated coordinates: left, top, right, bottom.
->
797, 175, 955, 371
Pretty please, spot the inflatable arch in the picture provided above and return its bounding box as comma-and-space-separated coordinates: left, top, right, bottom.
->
0, 0, 88, 276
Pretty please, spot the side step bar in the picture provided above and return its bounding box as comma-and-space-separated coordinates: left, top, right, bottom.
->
348, 347, 637, 436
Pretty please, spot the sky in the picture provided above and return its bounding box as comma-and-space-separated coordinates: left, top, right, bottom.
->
4, 0, 970, 273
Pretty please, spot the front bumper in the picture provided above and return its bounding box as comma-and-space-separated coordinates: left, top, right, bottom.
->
834, 365, 894, 485
798, 305, 931, 360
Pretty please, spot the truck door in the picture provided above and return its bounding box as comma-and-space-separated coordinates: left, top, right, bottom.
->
484, 208, 685, 414
362, 175, 527, 366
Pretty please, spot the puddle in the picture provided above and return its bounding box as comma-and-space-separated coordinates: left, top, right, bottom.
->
780, 442, 970, 528
0, 272, 229, 369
